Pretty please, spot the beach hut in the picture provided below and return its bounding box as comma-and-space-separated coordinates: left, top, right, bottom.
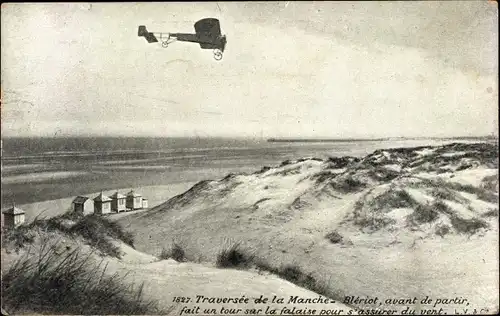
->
110, 191, 126, 213
142, 198, 149, 209
126, 190, 143, 210
72, 196, 94, 215
94, 192, 112, 215
2, 205, 25, 228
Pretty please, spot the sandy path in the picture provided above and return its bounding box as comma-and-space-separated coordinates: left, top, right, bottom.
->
105, 244, 357, 315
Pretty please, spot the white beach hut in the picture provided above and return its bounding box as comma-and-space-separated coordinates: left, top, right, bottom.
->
94, 192, 112, 215
110, 191, 126, 213
2, 205, 26, 228
126, 190, 142, 210
72, 196, 94, 215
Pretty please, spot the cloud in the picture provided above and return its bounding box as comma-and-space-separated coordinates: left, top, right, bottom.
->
1, 2, 497, 138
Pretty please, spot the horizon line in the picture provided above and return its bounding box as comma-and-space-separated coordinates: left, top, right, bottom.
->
1, 135, 498, 140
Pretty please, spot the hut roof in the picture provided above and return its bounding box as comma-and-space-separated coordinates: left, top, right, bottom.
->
2, 206, 25, 215
72, 196, 90, 204
94, 192, 112, 202
127, 190, 142, 197
110, 191, 126, 199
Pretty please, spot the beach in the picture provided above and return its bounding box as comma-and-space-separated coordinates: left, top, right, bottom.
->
0, 182, 196, 226
2, 140, 498, 315
1, 137, 486, 209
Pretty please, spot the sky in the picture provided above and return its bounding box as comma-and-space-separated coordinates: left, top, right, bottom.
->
1, 1, 498, 138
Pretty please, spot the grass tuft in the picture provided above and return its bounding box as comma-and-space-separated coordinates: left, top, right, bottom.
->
330, 176, 366, 193
370, 188, 416, 211
325, 231, 343, 244
435, 224, 451, 238
216, 242, 255, 269
159, 243, 186, 262
1, 242, 162, 315
409, 202, 440, 224
450, 217, 489, 235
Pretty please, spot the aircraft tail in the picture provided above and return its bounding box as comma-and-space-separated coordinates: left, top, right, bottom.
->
138, 25, 158, 43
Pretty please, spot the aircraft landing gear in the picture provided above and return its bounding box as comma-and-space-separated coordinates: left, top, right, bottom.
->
162, 41, 169, 48
213, 49, 223, 61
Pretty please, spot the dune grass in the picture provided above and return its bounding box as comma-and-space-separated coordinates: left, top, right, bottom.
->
1, 241, 163, 315
2, 212, 136, 258
159, 242, 186, 262
435, 224, 451, 238
482, 209, 499, 217
216, 242, 255, 268
330, 176, 367, 193
325, 231, 343, 244
435, 179, 498, 204
409, 202, 440, 224
253, 261, 333, 299
369, 188, 416, 210
69, 214, 135, 257
214, 242, 337, 300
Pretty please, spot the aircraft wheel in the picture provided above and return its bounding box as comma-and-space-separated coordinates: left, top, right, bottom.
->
162, 41, 169, 48
213, 49, 223, 60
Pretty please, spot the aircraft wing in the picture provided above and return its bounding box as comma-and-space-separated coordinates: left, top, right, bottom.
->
194, 18, 221, 38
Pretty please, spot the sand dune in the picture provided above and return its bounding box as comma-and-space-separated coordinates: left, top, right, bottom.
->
2, 142, 498, 315
121, 142, 499, 314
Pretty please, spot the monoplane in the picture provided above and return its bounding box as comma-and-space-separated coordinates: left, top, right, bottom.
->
138, 18, 227, 60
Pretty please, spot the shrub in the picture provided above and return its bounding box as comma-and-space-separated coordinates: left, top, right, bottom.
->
432, 200, 453, 215
440, 181, 499, 203
435, 224, 451, 238
368, 167, 400, 182
330, 176, 366, 193
280, 159, 293, 167
1, 243, 162, 315
313, 171, 339, 185
159, 243, 186, 262
254, 166, 271, 174
354, 216, 397, 232
216, 242, 254, 268
482, 209, 499, 217
2, 225, 36, 251
325, 231, 343, 244
351, 194, 397, 232
481, 174, 499, 192
430, 187, 459, 202
326, 156, 359, 169
370, 189, 416, 211
450, 217, 489, 234
410, 203, 439, 224
476, 190, 499, 204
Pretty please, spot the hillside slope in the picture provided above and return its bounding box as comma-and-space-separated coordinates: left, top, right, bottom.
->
121, 142, 499, 313
1, 214, 354, 315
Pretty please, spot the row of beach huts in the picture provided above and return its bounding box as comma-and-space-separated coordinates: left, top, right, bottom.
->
73, 190, 148, 215
2, 190, 148, 229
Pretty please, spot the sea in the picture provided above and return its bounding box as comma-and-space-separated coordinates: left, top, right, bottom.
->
0, 137, 488, 207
